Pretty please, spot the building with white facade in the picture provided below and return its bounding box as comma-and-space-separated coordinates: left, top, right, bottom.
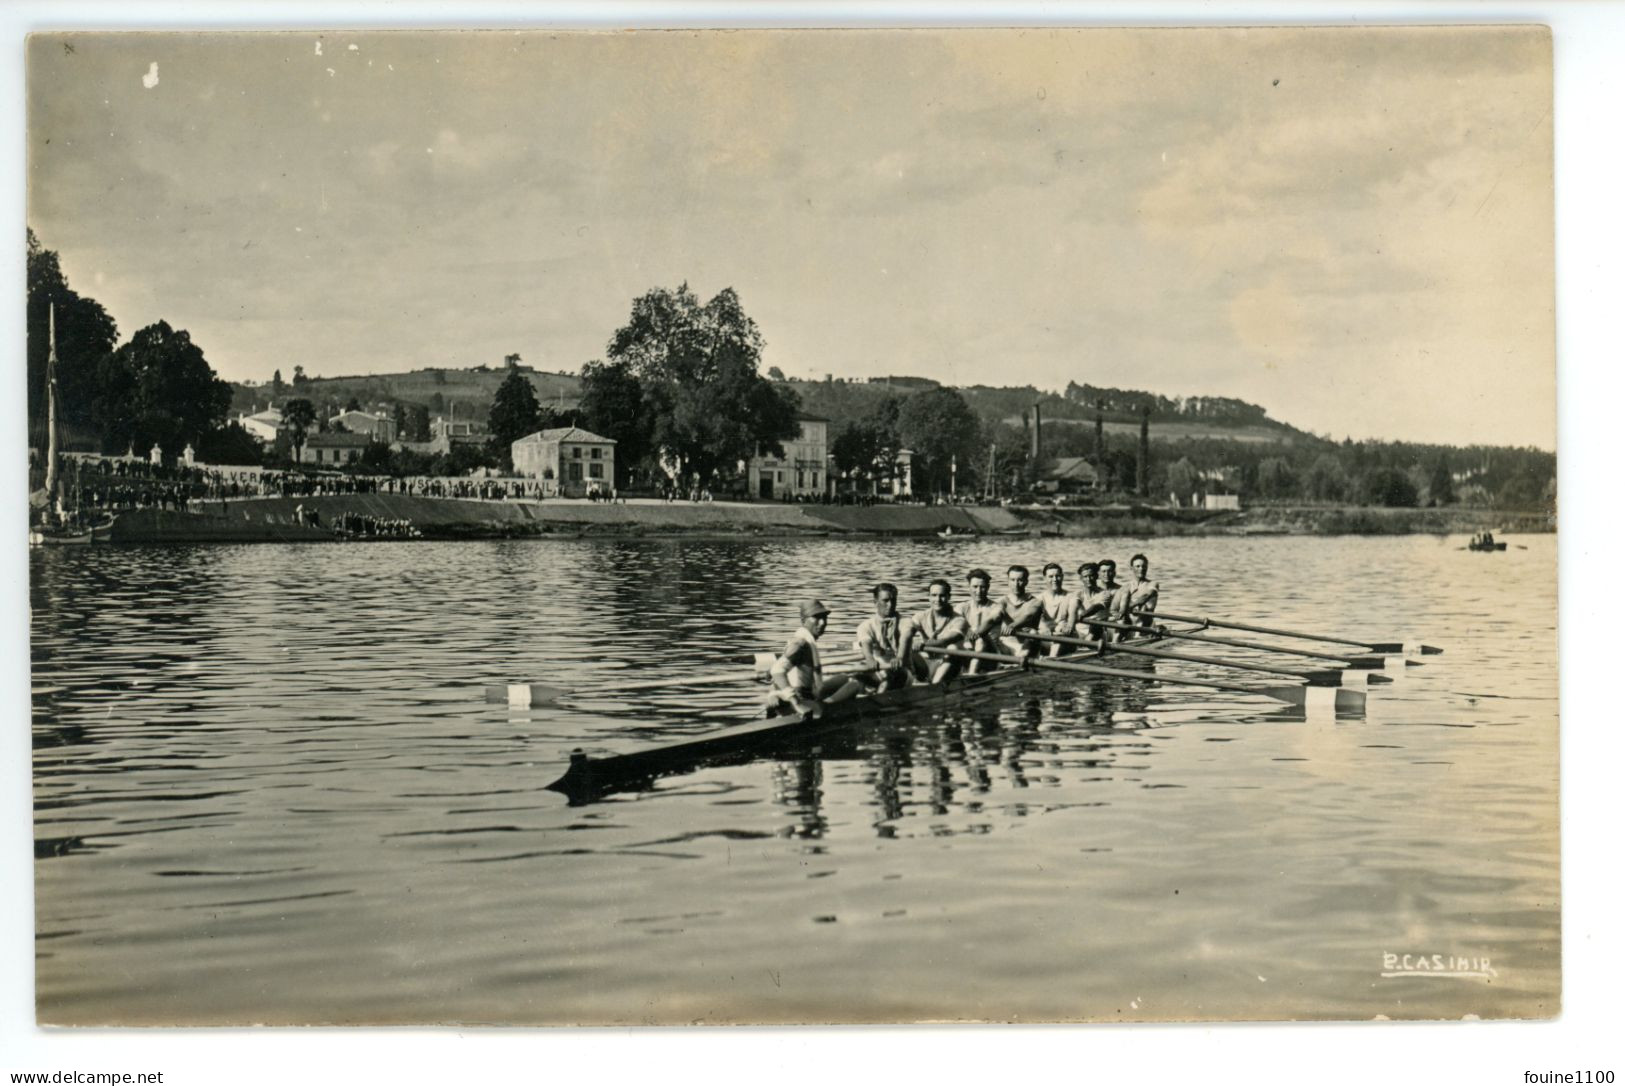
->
329, 410, 396, 443
746, 414, 830, 500
237, 408, 283, 444
511, 426, 617, 497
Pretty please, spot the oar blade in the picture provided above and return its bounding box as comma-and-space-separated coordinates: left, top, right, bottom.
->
1344, 656, 1386, 670
1260, 685, 1308, 707
1304, 670, 1344, 687
483, 683, 566, 708
1366, 642, 1404, 654
1366, 673, 1394, 685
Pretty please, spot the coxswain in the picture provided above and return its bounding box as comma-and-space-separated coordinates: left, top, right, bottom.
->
1036, 561, 1079, 656
995, 564, 1045, 658
769, 599, 864, 717
1123, 552, 1160, 632
855, 582, 912, 693
906, 578, 969, 684
958, 568, 1007, 674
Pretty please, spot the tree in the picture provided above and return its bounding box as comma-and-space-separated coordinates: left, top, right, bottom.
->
897, 387, 982, 495
408, 404, 432, 442
1427, 457, 1455, 506
393, 403, 408, 440
1360, 467, 1419, 507
488, 369, 542, 460
1256, 457, 1297, 500
579, 359, 653, 486
1305, 454, 1349, 502
270, 369, 286, 397
292, 365, 307, 388
281, 398, 317, 463
345, 396, 362, 413
830, 395, 904, 491
1166, 457, 1198, 502
98, 322, 233, 458
606, 283, 799, 482
195, 422, 264, 466
767, 365, 786, 381
27, 229, 119, 447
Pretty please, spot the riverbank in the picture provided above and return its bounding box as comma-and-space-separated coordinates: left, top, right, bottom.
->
98, 493, 1553, 544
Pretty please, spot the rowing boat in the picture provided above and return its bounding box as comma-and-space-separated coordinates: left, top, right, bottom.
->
547, 632, 1171, 802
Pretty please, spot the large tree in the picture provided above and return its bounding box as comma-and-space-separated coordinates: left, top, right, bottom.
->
98, 322, 233, 458
488, 368, 542, 455
897, 387, 982, 496
831, 395, 903, 490
27, 230, 119, 447
579, 359, 653, 486
606, 283, 799, 482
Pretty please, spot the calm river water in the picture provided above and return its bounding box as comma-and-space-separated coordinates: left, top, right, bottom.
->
29, 534, 1558, 1025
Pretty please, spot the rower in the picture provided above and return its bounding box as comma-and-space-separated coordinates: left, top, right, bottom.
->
1036, 562, 1079, 656
958, 568, 1007, 674
855, 582, 911, 693
1097, 558, 1129, 634
996, 564, 1045, 658
1072, 561, 1112, 646
1123, 552, 1160, 633
768, 599, 864, 717
906, 578, 969, 684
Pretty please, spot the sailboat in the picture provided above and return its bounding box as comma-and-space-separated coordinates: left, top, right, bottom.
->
29, 304, 110, 546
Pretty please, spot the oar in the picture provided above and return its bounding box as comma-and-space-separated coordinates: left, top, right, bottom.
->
1138, 609, 1440, 656
1084, 616, 1386, 668
486, 668, 763, 707
927, 648, 1364, 710
1021, 631, 1355, 686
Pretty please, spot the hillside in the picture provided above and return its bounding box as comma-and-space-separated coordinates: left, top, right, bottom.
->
231, 365, 1305, 451
231, 366, 582, 417
786, 378, 1306, 447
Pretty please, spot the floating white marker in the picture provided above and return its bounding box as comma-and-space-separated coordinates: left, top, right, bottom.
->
507, 683, 533, 709
1302, 686, 1366, 713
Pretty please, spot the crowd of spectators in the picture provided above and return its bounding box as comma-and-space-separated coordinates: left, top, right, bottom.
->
332, 511, 421, 539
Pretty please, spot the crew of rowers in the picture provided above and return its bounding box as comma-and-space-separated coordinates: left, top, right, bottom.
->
769, 555, 1161, 717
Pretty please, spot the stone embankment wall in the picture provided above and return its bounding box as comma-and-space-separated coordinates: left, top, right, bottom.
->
104, 494, 1550, 544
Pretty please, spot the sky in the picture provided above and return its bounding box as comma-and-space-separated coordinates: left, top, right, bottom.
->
26, 27, 1555, 448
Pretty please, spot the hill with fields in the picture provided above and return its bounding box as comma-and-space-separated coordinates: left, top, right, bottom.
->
230, 364, 1303, 451
230, 365, 582, 419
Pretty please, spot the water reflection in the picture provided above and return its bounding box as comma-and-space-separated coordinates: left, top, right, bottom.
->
30, 535, 1560, 1025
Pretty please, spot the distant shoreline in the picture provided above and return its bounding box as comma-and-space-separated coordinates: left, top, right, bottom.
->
85, 494, 1554, 545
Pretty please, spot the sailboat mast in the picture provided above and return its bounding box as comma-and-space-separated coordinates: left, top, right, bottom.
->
44, 303, 60, 502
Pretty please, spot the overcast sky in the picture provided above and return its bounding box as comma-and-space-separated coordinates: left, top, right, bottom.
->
27, 27, 1553, 448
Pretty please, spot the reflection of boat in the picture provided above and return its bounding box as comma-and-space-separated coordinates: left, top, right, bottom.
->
29, 304, 113, 546
28, 522, 108, 546
547, 633, 1166, 802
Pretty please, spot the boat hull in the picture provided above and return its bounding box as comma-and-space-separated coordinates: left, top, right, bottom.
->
545, 636, 1162, 802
